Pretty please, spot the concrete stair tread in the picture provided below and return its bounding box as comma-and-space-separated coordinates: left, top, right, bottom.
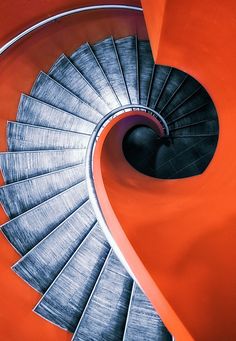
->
70, 42, 119, 109
147, 65, 172, 109
0, 149, 85, 183
30, 72, 103, 123
17, 94, 96, 134
1, 180, 88, 255
34, 224, 110, 332
7, 121, 90, 151
138, 40, 154, 106
72, 251, 133, 341
13, 200, 96, 293
155, 68, 187, 113
91, 37, 130, 106
115, 36, 139, 105
48, 54, 109, 115
123, 284, 172, 341
0, 163, 85, 218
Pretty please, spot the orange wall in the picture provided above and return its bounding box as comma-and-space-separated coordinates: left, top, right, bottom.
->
0, 0, 140, 46
0, 1, 145, 340
1, 1, 235, 340
93, 1, 236, 341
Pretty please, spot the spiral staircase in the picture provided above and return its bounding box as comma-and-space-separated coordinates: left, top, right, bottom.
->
0, 35, 218, 340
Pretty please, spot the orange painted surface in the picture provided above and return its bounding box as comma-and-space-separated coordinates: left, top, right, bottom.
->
94, 112, 195, 341
93, 1, 236, 340
0, 1, 145, 340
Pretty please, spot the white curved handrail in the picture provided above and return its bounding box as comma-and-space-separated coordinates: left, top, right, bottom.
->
0, 5, 142, 55
86, 105, 169, 283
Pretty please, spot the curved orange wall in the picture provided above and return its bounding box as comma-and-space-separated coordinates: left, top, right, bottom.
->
93, 1, 236, 341
0, 1, 145, 340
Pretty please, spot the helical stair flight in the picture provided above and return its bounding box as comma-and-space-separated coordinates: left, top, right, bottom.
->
0, 36, 218, 340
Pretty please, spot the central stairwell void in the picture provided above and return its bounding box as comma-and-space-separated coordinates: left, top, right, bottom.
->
0, 36, 218, 340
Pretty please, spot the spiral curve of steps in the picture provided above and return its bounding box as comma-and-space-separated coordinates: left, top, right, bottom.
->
0, 36, 218, 340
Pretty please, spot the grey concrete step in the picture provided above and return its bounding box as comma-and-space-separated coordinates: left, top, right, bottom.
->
17, 94, 96, 134
73, 251, 133, 341
138, 40, 154, 106
160, 76, 201, 118
154, 135, 218, 179
165, 91, 211, 123
123, 284, 172, 341
48, 54, 109, 115
7, 122, 90, 151
1, 180, 88, 255
0, 149, 85, 184
0, 163, 85, 218
115, 36, 139, 104
34, 224, 110, 332
158, 74, 189, 116
169, 119, 218, 135
147, 65, 172, 109
155, 68, 187, 113
13, 200, 96, 293
30, 72, 103, 123
91, 37, 130, 106
70, 43, 119, 109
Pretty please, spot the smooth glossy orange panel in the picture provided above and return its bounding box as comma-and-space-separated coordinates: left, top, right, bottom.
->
93, 1, 236, 340
0, 1, 145, 340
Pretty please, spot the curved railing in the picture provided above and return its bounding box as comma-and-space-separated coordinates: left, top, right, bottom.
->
85, 104, 169, 283
0, 5, 142, 55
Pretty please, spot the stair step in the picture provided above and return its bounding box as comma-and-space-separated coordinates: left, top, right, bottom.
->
7, 122, 90, 151
163, 87, 203, 121
115, 36, 139, 104
148, 65, 172, 108
34, 224, 110, 332
0, 149, 85, 184
169, 119, 218, 135
168, 148, 217, 179
138, 40, 154, 106
158, 75, 189, 115
48, 54, 109, 115
160, 75, 200, 117
70, 43, 118, 109
0, 163, 85, 218
1, 180, 88, 255
166, 95, 213, 124
73, 251, 133, 341
30, 72, 103, 123
171, 133, 218, 138
123, 284, 172, 341
92, 37, 129, 106
13, 200, 96, 293
156, 68, 187, 113
17, 94, 96, 134
155, 136, 218, 179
